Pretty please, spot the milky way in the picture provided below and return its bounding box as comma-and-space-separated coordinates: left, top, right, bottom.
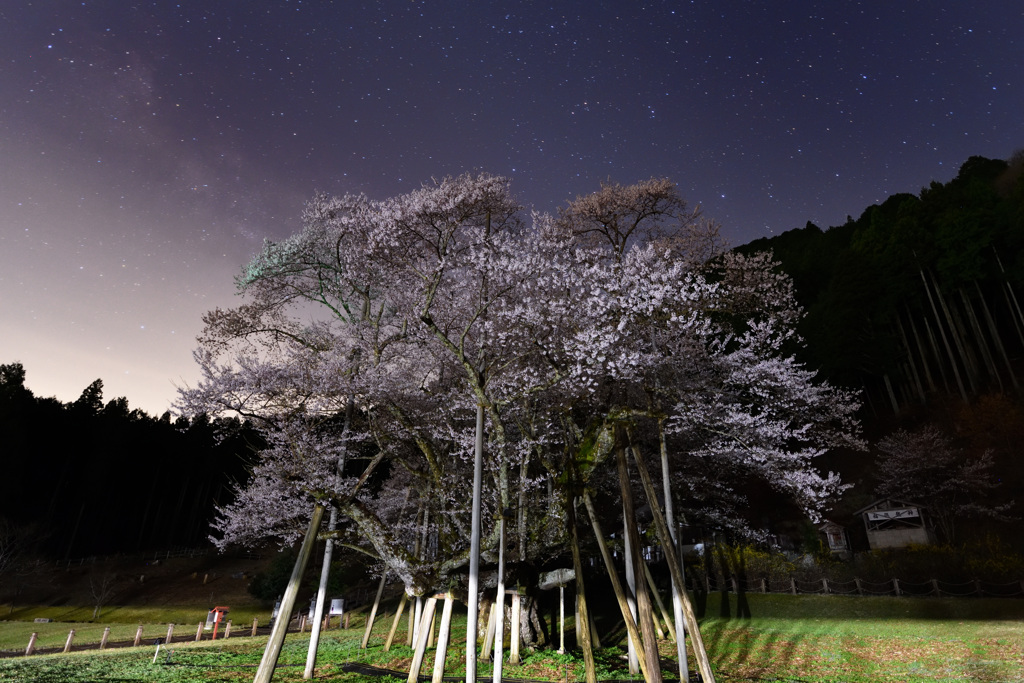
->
1, 1, 1021, 414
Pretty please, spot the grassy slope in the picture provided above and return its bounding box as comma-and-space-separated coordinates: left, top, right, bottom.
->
2, 592, 1024, 682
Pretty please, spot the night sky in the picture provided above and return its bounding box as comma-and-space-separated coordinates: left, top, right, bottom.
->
2, 1, 1022, 416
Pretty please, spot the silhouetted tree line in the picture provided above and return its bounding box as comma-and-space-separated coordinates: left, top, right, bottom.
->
0, 362, 258, 558
739, 152, 1024, 416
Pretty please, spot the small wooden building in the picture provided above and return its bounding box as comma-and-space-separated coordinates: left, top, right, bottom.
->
817, 520, 850, 557
854, 498, 935, 550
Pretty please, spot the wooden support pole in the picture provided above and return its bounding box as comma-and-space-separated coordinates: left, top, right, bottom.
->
557, 585, 565, 654
509, 591, 522, 665
26, 632, 37, 656
616, 447, 661, 683
428, 604, 437, 649
408, 596, 420, 646
568, 498, 597, 683
643, 562, 675, 642
225, 620, 232, 639
63, 629, 75, 654
582, 492, 653, 683
252, 618, 258, 637
384, 593, 408, 652
196, 622, 204, 641
134, 624, 144, 647
254, 503, 326, 683
101, 627, 112, 649
406, 597, 439, 683
166, 624, 174, 645
479, 603, 497, 662
628, 444, 716, 683
432, 594, 455, 683
362, 576, 386, 648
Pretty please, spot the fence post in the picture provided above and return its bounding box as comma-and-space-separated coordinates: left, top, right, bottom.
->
760, 577, 767, 594
166, 623, 174, 645
855, 578, 863, 596
26, 632, 38, 656
63, 629, 75, 653
196, 622, 204, 641
252, 618, 258, 637
134, 624, 144, 647
931, 579, 941, 597
790, 577, 797, 595
100, 627, 111, 649
893, 578, 901, 597
974, 579, 983, 597
822, 578, 829, 594
225, 620, 232, 639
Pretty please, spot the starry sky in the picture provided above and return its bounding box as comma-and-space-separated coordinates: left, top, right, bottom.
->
2, 1, 1022, 416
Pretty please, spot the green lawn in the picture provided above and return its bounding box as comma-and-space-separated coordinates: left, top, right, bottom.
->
1, 594, 1022, 682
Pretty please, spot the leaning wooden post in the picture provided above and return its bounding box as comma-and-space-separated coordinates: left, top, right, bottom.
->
225, 620, 232, 639
509, 591, 522, 665
362, 574, 388, 649
582, 492, 653, 683
254, 503, 326, 683
432, 593, 455, 683
134, 624, 144, 647
628, 445, 716, 683
406, 596, 439, 683
428, 605, 437, 649
384, 593, 408, 652
26, 632, 38, 656
251, 618, 258, 637
658, 420, 690, 683
166, 624, 174, 645
568, 496, 597, 683
196, 622, 204, 641
617, 447, 662, 683
479, 603, 497, 662
101, 627, 112, 649
63, 629, 76, 653
643, 561, 676, 642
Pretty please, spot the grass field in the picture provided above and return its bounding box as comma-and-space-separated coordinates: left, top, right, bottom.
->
1, 593, 1023, 682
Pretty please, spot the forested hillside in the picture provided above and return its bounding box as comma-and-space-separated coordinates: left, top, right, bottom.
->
740, 153, 1024, 538
0, 363, 256, 558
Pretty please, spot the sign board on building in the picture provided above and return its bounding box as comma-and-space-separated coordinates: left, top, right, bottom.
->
866, 507, 919, 521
